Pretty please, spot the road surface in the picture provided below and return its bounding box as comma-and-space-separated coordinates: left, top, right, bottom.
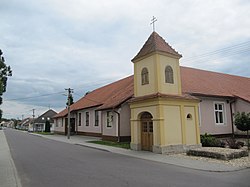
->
5, 129, 249, 187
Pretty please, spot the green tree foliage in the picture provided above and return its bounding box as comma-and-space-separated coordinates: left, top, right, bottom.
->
0, 49, 12, 119
66, 94, 74, 106
45, 120, 51, 132
234, 112, 250, 132
234, 112, 250, 150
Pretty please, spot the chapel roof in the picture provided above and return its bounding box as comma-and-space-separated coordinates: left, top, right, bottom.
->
54, 67, 250, 118
132, 31, 182, 62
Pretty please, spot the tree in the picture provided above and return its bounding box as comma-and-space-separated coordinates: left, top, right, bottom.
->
234, 112, 250, 150
45, 120, 51, 133
0, 49, 12, 120
66, 94, 74, 106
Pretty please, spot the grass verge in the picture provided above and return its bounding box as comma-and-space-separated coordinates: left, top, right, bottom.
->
34, 132, 54, 135
88, 140, 130, 149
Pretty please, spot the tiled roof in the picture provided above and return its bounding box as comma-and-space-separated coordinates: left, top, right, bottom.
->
132, 31, 182, 62
54, 76, 134, 118
54, 67, 250, 118
181, 67, 250, 101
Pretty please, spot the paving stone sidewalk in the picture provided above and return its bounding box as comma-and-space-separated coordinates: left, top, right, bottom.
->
0, 130, 22, 187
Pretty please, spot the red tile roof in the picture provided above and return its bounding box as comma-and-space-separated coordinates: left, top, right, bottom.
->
54, 76, 134, 118
54, 67, 250, 118
181, 67, 250, 101
132, 31, 182, 62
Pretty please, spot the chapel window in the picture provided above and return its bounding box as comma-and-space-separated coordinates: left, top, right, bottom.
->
165, 66, 174, 84
141, 67, 149, 85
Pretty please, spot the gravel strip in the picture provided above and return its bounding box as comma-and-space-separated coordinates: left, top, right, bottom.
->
175, 147, 250, 168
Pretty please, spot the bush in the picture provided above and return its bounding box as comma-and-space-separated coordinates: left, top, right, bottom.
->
200, 133, 221, 147
226, 139, 244, 149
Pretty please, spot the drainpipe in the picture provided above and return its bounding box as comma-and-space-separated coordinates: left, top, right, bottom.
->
113, 109, 121, 143
229, 99, 236, 138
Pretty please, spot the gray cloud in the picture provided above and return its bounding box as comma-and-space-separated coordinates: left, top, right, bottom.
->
1, 0, 250, 119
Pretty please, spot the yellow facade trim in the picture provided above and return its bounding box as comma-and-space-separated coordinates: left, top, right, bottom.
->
194, 106, 201, 144
180, 105, 187, 144
134, 63, 138, 96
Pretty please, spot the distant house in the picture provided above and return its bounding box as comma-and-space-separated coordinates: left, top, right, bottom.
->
32, 109, 57, 132
54, 32, 250, 153
5, 120, 15, 128
18, 118, 33, 131
0, 120, 14, 128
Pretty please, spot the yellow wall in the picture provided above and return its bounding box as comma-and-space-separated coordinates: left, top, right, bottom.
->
134, 55, 156, 97
158, 55, 182, 94
164, 105, 182, 145
130, 98, 200, 150
134, 53, 182, 97
184, 106, 197, 145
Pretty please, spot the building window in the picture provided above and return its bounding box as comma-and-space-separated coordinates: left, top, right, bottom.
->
214, 103, 225, 125
141, 67, 149, 85
95, 111, 99, 126
186, 113, 192, 120
107, 111, 113, 128
165, 65, 174, 84
61, 118, 63, 127
78, 113, 81, 126
86, 112, 89, 126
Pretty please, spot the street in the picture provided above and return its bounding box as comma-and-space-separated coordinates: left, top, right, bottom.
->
5, 129, 249, 187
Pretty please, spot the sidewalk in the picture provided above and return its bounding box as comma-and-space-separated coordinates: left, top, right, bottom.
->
0, 130, 22, 187
31, 133, 249, 172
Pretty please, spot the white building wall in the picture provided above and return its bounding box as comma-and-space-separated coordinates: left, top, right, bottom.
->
77, 107, 101, 135
199, 97, 233, 135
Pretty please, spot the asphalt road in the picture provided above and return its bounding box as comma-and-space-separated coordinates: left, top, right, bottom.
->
5, 129, 249, 187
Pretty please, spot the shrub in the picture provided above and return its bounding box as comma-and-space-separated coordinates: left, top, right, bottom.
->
200, 133, 221, 147
226, 139, 244, 149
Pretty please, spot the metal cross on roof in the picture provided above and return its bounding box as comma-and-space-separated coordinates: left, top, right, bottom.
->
150, 16, 157, 31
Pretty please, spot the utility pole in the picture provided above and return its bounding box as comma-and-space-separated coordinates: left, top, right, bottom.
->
32, 109, 35, 132
65, 88, 73, 139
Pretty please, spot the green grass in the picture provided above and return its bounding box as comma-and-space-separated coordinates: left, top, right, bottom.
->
88, 140, 130, 149
34, 132, 54, 135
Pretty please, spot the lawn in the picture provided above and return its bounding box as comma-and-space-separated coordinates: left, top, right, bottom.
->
88, 140, 130, 149
34, 132, 54, 135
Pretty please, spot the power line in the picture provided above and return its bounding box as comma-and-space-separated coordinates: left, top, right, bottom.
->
4, 77, 117, 102
183, 49, 250, 64
183, 40, 250, 62
5, 91, 65, 101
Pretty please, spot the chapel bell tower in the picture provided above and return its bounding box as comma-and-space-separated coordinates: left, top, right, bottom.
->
131, 31, 182, 97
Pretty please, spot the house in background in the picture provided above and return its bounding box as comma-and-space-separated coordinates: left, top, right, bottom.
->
0, 120, 15, 128
54, 31, 250, 153
54, 77, 133, 141
17, 118, 34, 130
32, 109, 57, 132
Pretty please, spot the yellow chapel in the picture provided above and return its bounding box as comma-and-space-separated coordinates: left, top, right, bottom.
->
129, 32, 201, 153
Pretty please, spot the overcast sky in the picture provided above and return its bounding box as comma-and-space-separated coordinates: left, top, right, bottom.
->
1, 0, 250, 119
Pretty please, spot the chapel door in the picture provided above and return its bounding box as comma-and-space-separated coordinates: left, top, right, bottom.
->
141, 112, 153, 151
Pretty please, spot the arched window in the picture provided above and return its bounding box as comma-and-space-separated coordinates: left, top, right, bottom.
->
165, 66, 174, 84
141, 67, 149, 85
186, 113, 192, 120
